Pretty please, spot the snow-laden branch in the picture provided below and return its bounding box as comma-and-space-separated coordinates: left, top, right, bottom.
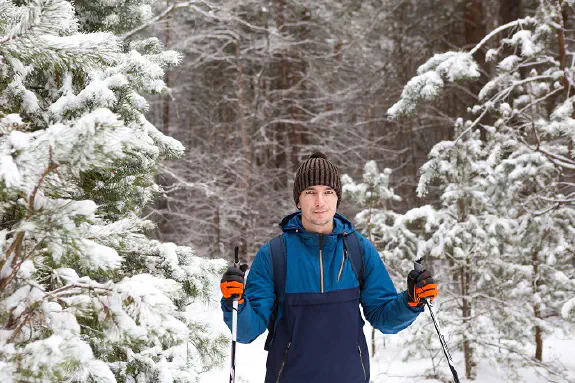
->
122, 0, 281, 41
121, 1, 196, 40
519, 137, 575, 169
469, 17, 534, 56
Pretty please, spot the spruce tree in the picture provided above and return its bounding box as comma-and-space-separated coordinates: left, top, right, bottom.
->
0, 1, 226, 381
342, 161, 403, 356
389, 1, 575, 380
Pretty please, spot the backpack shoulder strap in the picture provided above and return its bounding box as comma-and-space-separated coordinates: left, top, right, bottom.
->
264, 233, 286, 351
343, 231, 365, 288
269, 233, 286, 301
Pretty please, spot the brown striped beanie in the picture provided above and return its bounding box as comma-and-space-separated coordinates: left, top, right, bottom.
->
293, 151, 342, 208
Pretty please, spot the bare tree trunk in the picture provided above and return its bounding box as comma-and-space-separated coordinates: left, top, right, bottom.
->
273, 0, 287, 188
499, 0, 521, 25
532, 247, 543, 361
365, 207, 378, 356
154, 13, 172, 241
554, 0, 570, 97
464, 0, 488, 142
458, 198, 475, 379
461, 258, 474, 378
236, 36, 250, 262
215, 204, 222, 259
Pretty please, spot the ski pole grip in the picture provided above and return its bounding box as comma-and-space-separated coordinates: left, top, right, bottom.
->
414, 258, 424, 273
234, 246, 239, 267
231, 246, 240, 299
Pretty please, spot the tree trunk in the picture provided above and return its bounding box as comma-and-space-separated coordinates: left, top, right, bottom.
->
463, 0, 488, 142
499, 0, 521, 25
461, 259, 474, 378
270, 0, 288, 189
458, 198, 475, 379
366, 208, 377, 356
215, 204, 222, 259
154, 15, 172, 241
554, 0, 570, 97
236, 34, 251, 263
532, 247, 543, 361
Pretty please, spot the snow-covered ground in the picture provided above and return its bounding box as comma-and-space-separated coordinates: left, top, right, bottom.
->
194, 295, 575, 383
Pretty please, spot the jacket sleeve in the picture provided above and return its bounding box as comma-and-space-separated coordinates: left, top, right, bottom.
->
221, 242, 275, 343
359, 235, 423, 334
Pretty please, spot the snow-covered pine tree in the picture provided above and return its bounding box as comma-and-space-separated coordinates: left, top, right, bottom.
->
342, 161, 402, 247
389, 1, 575, 381
343, 161, 460, 380
342, 161, 403, 356
0, 1, 227, 381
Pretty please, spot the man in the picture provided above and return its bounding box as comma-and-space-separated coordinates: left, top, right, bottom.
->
220, 151, 438, 383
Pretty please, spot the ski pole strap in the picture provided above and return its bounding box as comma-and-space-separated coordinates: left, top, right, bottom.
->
264, 234, 286, 351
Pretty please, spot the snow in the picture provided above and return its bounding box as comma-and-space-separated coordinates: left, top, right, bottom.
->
486, 48, 498, 62
73, 360, 116, 383
498, 55, 520, 71
0, 360, 15, 383
506, 30, 538, 57
387, 71, 443, 118
81, 239, 122, 270
53, 267, 81, 284
562, 297, 575, 319
21, 89, 40, 113
0, 154, 21, 188
1, 0, 573, 381
196, 294, 575, 382
39, 32, 119, 57
22, 334, 94, 376
43, 301, 81, 335
0, 114, 23, 126
388, 52, 480, 119
17, 259, 36, 279
551, 100, 574, 120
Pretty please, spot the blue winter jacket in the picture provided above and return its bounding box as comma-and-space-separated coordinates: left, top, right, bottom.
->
222, 212, 423, 382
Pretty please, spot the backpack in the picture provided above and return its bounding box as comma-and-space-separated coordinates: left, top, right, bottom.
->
263, 231, 365, 351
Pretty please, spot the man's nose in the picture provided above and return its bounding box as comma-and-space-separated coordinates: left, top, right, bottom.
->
315, 194, 325, 206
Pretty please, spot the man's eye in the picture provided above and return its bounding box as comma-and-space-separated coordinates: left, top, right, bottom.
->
305, 191, 314, 194
326, 190, 334, 194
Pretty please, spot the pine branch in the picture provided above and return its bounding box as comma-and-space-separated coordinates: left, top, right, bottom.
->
121, 1, 196, 40
469, 18, 533, 56
0, 153, 58, 294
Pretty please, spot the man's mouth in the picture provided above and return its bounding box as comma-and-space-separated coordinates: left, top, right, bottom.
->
314, 211, 327, 214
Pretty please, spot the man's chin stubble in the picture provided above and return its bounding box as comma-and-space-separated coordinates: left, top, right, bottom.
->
311, 219, 331, 226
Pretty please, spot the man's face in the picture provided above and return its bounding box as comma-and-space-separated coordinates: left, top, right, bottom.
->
297, 185, 338, 232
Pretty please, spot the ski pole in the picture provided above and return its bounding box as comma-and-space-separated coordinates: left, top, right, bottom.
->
230, 246, 240, 383
414, 259, 460, 383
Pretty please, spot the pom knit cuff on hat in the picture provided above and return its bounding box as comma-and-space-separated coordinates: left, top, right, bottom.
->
293, 151, 342, 207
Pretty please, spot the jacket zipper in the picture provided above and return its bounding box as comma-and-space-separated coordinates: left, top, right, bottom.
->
319, 234, 324, 293
337, 245, 346, 282
358, 344, 367, 381
275, 342, 291, 383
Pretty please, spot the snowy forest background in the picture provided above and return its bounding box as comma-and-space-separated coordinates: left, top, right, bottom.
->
1, 0, 575, 382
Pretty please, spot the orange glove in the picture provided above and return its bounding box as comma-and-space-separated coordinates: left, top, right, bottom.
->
407, 269, 438, 307
221, 266, 247, 305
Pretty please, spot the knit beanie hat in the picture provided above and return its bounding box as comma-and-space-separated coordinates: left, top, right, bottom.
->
293, 151, 342, 208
